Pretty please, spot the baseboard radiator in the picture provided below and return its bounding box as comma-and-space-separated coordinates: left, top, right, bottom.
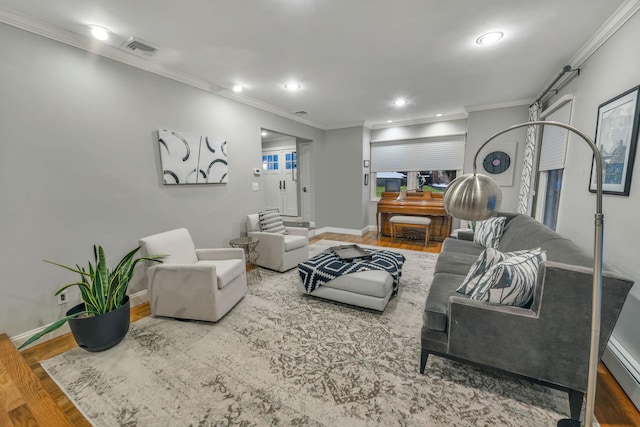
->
603, 336, 640, 411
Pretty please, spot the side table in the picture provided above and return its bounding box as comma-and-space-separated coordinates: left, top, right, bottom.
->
229, 236, 261, 283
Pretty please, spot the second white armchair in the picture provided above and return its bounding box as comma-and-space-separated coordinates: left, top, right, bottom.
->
246, 214, 310, 272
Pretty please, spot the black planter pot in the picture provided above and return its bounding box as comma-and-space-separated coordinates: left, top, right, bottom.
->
66, 296, 130, 352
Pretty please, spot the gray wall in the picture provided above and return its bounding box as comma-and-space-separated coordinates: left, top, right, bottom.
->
0, 23, 324, 338
316, 126, 366, 231
466, 106, 529, 213
550, 10, 640, 372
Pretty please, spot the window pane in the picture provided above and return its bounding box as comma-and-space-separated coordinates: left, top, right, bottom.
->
374, 170, 457, 197
543, 169, 563, 230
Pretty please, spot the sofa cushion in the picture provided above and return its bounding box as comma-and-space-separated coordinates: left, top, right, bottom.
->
474, 216, 506, 248
471, 248, 546, 307
425, 272, 468, 332
258, 208, 288, 235
434, 251, 480, 276
441, 237, 485, 256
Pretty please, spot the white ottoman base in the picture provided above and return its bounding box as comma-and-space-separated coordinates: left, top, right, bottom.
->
297, 270, 394, 311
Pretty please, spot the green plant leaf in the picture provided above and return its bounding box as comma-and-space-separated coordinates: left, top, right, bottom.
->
17, 311, 85, 350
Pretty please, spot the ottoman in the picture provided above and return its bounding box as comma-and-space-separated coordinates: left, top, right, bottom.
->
296, 270, 394, 311
297, 248, 404, 311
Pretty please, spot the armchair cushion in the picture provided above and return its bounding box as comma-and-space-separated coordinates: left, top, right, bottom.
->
258, 208, 288, 234
473, 216, 506, 248
199, 259, 245, 289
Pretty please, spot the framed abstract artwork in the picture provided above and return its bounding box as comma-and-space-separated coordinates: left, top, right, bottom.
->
589, 85, 640, 196
157, 129, 228, 185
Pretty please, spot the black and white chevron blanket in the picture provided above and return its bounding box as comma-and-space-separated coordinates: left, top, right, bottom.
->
298, 248, 405, 295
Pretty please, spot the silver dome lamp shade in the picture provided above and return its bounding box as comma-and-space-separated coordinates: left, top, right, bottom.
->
443, 173, 502, 221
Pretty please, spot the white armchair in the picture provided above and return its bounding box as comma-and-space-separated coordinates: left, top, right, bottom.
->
246, 214, 310, 272
139, 228, 247, 322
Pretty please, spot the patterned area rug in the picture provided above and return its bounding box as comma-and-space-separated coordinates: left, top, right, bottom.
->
42, 240, 575, 426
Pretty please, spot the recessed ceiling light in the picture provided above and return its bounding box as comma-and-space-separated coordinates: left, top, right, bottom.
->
89, 25, 110, 41
261, 131, 268, 136
386, 120, 393, 123
393, 99, 407, 107
476, 32, 504, 46
232, 84, 244, 93
436, 113, 443, 117
284, 82, 301, 91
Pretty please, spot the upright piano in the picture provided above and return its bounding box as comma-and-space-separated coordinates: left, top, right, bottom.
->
377, 191, 452, 241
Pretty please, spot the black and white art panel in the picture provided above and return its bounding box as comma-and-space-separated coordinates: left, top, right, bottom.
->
157, 129, 228, 185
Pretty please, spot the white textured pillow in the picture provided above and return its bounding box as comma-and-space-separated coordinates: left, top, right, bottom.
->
258, 208, 288, 235
471, 248, 546, 307
473, 216, 506, 248
456, 248, 506, 295
457, 248, 536, 296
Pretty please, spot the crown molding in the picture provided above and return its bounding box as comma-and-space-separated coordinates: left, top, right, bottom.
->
0, 6, 326, 131
464, 99, 532, 113
570, 0, 640, 68
537, 0, 640, 104
369, 113, 468, 130
324, 121, 367, 130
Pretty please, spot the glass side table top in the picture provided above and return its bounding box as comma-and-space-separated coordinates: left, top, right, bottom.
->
229, 236, 259, 246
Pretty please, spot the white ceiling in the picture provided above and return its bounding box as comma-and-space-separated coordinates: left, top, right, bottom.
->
0, 0, 631, 129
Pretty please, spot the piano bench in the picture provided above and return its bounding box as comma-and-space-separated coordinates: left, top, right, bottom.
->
389, 215, 431, 246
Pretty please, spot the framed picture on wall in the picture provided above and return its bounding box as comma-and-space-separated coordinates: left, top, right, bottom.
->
589, 85, 640, 196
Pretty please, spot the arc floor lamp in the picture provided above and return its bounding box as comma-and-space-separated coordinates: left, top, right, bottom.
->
443, 120, 603, 427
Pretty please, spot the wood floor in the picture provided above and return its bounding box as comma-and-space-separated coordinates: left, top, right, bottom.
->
3, 230, 639, 426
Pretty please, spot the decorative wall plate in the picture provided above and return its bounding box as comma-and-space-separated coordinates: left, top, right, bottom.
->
483, 151, 511, 174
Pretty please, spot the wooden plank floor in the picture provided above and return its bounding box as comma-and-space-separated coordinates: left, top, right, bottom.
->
3, 231, 639, 426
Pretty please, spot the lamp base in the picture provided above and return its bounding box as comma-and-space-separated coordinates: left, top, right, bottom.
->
557, 419, 581, 427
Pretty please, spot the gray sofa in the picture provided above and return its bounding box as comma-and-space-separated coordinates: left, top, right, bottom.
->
421, 212, 634, 420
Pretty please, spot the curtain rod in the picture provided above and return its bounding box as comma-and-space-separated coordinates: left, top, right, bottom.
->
534, 65, 580, 105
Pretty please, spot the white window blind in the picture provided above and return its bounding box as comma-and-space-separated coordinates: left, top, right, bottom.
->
371, 135, 465, 172
539, 100, 572, 171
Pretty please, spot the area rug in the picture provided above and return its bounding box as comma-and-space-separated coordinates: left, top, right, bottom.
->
41, 240, 576, 426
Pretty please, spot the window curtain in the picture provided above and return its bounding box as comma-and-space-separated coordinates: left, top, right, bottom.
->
370, 135, 465, 172
517, 102, 541, 214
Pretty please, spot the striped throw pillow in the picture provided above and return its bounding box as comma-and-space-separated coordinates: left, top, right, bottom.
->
457, 248, 535, 296
471, 248, 546, 307
258, 208, 288, 235
473, 216, 506, 248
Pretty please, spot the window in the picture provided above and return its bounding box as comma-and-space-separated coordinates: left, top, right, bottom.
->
262, 154, 279, 170
375, 170, 457, 197
534, 95, 573, 229
370, 135, 465, 199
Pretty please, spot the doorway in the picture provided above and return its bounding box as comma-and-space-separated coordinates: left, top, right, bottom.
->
261, 129, 313, 223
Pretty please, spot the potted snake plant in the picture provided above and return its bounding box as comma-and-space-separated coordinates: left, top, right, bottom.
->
19, 245, 164, 352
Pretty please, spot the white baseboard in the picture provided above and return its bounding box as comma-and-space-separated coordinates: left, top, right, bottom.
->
11, 289, 150, 350
602, 336, 640, 412
315, 226, 363, 236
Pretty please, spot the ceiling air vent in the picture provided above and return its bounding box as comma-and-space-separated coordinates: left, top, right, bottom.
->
122, 37, 157, 56
294, 110, 309, 115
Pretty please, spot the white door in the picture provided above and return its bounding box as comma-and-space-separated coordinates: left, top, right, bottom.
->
262, 149, 298, 216
299, 143, 312, 223
262, 151, 282, 210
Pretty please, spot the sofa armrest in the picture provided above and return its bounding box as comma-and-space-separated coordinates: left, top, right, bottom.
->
286, 227, 310, 238
197, 248, 244, 261
148, 263, 218, 296
247, 231, 286, 247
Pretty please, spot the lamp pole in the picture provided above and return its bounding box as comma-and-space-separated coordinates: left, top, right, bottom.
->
445, 121, 603, 426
